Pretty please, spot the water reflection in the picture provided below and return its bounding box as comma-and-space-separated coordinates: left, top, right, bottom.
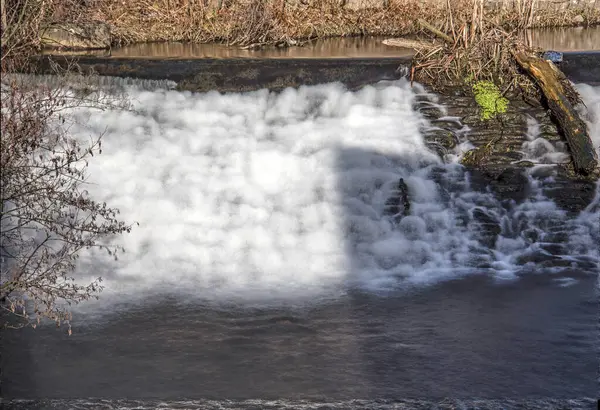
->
526, 25, 600, 51
41, 26, 600, 59
107, 36, 415, 59
89, 26, 600, 59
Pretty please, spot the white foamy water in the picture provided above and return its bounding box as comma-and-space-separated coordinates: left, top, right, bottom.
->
64, 80, 599, 304
577, 83, 600, 152
519, 115, 570, 164
516, 83, 600, 166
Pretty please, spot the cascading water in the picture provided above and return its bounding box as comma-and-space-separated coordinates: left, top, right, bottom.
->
2, 76, 598, 407
62, 78, 599, 305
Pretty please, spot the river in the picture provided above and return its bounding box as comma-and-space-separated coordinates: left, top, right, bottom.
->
41, 26, 600, 59
1, 61, 599, 409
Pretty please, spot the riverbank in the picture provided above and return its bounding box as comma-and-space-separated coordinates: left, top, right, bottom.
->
93, 1, 600, 46
20, 0, 600, 51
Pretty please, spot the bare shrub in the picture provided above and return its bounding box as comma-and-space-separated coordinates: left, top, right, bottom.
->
1, 0, 46, 70
0, 76, 133, 332
1, 0, 92, 71
411, 0, 533, 93
1, 1, 133, 333
218, 0, 279, 47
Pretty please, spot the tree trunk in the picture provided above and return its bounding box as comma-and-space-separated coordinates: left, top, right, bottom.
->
515, 51, 598, 175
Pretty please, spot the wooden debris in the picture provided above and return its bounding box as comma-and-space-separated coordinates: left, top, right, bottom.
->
382, 38, 433, 50
417, 18, 454, 44
515, 51, 598, 175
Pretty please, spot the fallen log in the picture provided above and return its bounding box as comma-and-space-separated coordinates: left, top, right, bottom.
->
514, 52, 598, 174
382, 38, 434, 50
417, 19, 454, 44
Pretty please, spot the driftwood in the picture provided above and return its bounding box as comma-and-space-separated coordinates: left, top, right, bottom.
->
515, 52, 598, 174
417, 19, 454, 44
383, 19, 453, 51
382, 38, 433, 50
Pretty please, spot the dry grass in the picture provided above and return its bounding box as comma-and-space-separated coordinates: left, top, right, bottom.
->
2, 0, 598, 60
410, 0, 585, 105
412, 8, 529, 91
2, 0, 598, 67
85, 0, 600, 47
89, 0, 429, 46
495, 1, 600, 29
409, 1, 528, 95
1, 0, 92, 71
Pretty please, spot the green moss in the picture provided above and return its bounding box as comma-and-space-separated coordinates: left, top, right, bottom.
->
472, 81, 509, 121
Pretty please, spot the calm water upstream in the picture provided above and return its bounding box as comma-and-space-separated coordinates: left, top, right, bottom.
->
87, 26, 600, 59
1, 77, 599, 409
44, 26, 600, 59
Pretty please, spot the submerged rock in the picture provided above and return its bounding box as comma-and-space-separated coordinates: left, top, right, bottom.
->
472, 207, 502, 248
384, 178, 411, 223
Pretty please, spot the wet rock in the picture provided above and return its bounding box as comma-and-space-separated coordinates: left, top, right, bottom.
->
415, 102, 445, 119
40, 22, 111, 50
472, 208, 502, 248
541, 177, 598, 214
538, 122, 561, 138
467, 167, 531, 203
424, 129, 458, 153
467, 164, 597, 214
539, 243, 567, 256
384, 178, 411, 223
490, 168, 531, 202
31, 55, 412, 92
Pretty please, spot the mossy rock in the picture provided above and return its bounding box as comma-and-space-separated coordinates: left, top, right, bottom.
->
472, 81, 509, 121
461, 134, 502, 167
461, 146, 490, 167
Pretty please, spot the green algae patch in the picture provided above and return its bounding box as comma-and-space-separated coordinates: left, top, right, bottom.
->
472, 81, 509, 121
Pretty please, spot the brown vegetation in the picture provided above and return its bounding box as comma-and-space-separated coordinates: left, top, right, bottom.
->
1, 2, 134, 331
2, 0, 598, 57
410, 3, 531, 93
402, 1, 597, 176
91, 0, 600, 47
406, 1, 592, 100
94, 0, 600, 47
0, 0, 92, 70
91, 0, 421, 47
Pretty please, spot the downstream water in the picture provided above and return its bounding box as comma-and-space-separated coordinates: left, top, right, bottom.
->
2, 79, 599, 409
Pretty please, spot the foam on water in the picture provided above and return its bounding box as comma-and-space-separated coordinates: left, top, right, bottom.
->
519, 115, 570, 164
517, 83, 600, 166
577, 83, 600, 151
63, 79, 599, 304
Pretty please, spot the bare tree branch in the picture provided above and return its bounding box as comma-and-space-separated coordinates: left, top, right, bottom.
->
1, 76, 133, 332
